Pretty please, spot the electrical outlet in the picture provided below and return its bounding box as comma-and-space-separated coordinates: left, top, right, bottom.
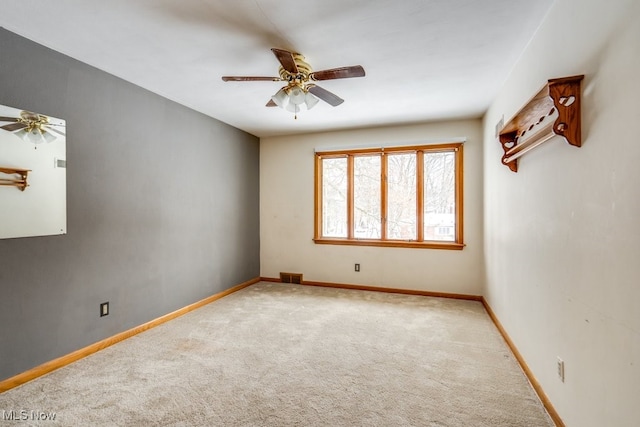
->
100, 302, 109, 317
557, 357, 565, 382
355, 263, 360, 272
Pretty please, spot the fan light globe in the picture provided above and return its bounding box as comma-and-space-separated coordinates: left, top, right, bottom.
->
289, 86, 306, 105
305, 92, 320, 110
271, 88, 289, 108
285, 102, 300, 114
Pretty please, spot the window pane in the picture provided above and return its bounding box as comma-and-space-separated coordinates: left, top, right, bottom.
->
322, 157, 348, 237
424, 151, 455, 241
354, 155, 381, 239
386, 153, 416, 240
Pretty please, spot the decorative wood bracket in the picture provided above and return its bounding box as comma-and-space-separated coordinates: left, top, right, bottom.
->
499, 75, 584, 172
0, 167, 31, 191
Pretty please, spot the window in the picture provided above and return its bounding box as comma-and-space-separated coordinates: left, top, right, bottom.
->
314, 143, 463, 249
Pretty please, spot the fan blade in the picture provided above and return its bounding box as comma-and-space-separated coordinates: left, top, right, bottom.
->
0, 117, 18, 122
1, 123, 27, 131
222, 76, 281, 82
310, 65, 365, 81
271, 48, 298, 74
308, 85, 344, 107
266, 99, 277, 107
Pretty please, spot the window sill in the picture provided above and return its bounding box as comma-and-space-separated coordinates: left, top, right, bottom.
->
313, 238, 465, 250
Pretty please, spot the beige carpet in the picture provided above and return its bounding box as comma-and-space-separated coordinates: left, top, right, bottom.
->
0, 282, 554, 426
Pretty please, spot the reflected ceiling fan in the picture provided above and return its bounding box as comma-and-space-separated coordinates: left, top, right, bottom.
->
222, 48, 365, 118
0, 110, 66, 144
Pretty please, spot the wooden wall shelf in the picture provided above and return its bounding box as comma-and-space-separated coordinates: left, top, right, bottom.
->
499, 75, 584, 172
0, 167, 31, 191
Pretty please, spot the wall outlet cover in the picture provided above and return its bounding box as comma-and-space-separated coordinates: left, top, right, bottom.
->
557, 357, 565, 382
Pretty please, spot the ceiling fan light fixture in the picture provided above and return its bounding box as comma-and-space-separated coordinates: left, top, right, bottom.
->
285, 102, 300, 114
271, 87, 289, 108
305, 92, 320, 110
288, 85, 306, 105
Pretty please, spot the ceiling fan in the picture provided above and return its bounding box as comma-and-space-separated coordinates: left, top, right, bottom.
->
222, 48, 365, 118
0, 110, 66, 144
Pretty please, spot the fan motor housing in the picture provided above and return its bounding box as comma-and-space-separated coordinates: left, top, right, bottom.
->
278, 53, 312, 84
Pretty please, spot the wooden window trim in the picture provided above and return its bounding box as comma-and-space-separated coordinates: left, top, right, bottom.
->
312, 238, 465, 250
314, 143, 464, 250
347, 155, 354, 240
381, 152, 388, 241
416, 150, 425, 242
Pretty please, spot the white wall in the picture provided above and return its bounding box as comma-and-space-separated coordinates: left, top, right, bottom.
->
483, 0, 640, 426
261, 119, 484, 295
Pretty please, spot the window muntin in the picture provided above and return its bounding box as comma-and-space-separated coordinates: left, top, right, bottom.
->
314, 143, 463, 250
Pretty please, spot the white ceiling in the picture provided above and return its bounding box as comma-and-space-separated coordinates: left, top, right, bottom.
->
0, 0, 554, 138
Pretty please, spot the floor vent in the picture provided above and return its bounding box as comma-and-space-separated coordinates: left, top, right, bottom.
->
280, 272, 303, 284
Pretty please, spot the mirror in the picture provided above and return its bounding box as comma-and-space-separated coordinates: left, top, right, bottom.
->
0, 104, 66, 239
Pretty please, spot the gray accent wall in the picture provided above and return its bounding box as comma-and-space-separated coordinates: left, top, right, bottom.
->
0, 28, 260, 381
